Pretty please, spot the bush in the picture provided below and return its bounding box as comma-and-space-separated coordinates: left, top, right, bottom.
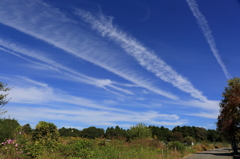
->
184, 136, 195, 145
0, 129, 32, 159
127, 123, 152, 141
168, 141, 185, 151
58, 139, 95, 158
81, 126, 104, 139
0, 118, 20, 142
21, 124, 32, 135
32, 121, 59, 141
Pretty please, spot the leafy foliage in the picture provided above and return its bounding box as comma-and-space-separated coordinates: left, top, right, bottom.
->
81, 126, 104, 139
0, 82, 11, 115
0, 118, 20, 142
168, 141, 185, 151
127, 122, 152, 141
21, 124, 32, 135
32, 121, 59, 141
59, 127, 81, 137
184, 136, 195, 145
173, 132, 183, 142
59, 138, 96, 158
217, 77, 240, 154
149, 125, 172, 142
105, 125, 127, 140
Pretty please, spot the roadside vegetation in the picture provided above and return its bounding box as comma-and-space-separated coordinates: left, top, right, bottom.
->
0, 119, 230, 159
0, 80, 234, 158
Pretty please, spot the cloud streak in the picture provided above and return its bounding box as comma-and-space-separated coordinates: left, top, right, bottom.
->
0, 0, 177, 100
2, 76, 186, 128
75, 9, 207, 101
186, 0, 231, 79
0, 39, 134, 95
6, 106, 187, 128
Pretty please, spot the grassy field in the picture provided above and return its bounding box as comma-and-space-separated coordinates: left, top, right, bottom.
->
0, 135, 228, 159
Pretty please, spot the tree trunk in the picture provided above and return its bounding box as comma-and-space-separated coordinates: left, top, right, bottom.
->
231, 135, 238, 154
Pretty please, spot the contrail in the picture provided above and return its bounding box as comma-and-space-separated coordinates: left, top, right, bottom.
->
186, 0, 231, 79
76, 9, 208, 101
0, 0, 178, 100
0, 41, 133, 95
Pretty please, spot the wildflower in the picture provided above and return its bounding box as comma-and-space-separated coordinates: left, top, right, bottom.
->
5, 147, 8, 149
16, 148, 18, 150
15, 143, 18, 147
19, 132, 22, 134
7, 139, 11, 144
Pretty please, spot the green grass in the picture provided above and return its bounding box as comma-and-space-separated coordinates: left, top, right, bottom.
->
0, 137, 229, 159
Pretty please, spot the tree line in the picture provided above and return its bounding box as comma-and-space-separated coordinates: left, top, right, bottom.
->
60, 124, 223, 143
1, 78, 240, 153
0, 117, 224, 144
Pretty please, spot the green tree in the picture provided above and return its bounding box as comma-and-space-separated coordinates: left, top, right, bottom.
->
148, 125, 161, 139
21, 123, 32, 135
127, 122, 152, 141
59, 127, 81, 137
207, 129, 219, 142
172, 125, 181, 133
81, 126, 104, 139
149, 125, 172, 142
105, 126, 126, 140
195, 127, 207, 141
184, 136, 195, 145
0, 118, 20, 142
173, 132, 183, 142
217, 77, 240, 154
32, 121, 59, 141
0, 82, 11, 115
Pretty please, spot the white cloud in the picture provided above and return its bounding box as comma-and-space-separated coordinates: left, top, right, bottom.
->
143, 90, 149, 94
6, 76, 129, 112
186, 0, 231, 79
188, 111, 218, 119
17, 76, 48, 87
75, 8, 208, 102
0, 0, 178, 100
175, 99, 220, 111
2, 76, 186, 128
102, 99, 118, 105
137, 97, 145, 101
10, 86, 54, 104
0, 42, 135, 96
5, 105, 187, 128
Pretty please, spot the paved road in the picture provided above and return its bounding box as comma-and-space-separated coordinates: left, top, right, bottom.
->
186, 147, 233, 159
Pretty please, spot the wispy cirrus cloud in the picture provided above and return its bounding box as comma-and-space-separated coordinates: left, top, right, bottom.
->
0, 0, 177, 100
6, 106, 188, 128
0, 40, 134, 95
2, 76, 186, 128
5, 76, 129, 112
188, 111, 219, 119
186, 0, 231, 79
75, 9, 207, 101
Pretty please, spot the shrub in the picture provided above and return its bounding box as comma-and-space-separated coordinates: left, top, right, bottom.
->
0, 118, 20, 142
58, 139, 95, 158
32, 121, 59, 141
81, 126, 104, 139
168, 141, 185, 151
21, 124, 32, 135
0, 130, 32, 159
127, 123, 152, 141
201, 141, 212, 151
184, 136, 195, 145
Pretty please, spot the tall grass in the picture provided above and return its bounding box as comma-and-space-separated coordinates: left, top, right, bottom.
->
0, 136, 229, 159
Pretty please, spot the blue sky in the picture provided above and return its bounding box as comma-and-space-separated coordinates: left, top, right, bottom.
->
0, 0, 239, 130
